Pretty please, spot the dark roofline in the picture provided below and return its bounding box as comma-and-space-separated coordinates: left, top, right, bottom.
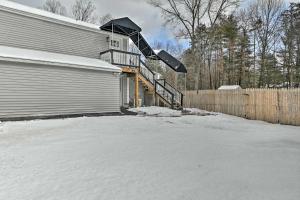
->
100, 17, 142, 36
157, 50, 187, 73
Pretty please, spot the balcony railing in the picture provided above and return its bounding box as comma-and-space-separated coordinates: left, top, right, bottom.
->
100, 49, 141, 68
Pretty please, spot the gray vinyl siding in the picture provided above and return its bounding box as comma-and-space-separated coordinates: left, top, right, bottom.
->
0, 9, 109, 59
0, 61, 120, 119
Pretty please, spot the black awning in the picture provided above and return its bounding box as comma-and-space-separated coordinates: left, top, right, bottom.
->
100, 17, 141, 36
157, 50, 187, 73
100, 17, 158, 59
130, 33, 159, 60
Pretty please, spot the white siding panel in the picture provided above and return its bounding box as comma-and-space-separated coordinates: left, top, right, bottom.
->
0, 61, 120, 119
0, 10, 109, 58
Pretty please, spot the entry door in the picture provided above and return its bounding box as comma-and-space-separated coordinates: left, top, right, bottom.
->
120, 76, 124, 107
120, 76, 130, 107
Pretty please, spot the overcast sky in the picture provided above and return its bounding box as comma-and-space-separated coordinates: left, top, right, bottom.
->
11, 0, 176, 47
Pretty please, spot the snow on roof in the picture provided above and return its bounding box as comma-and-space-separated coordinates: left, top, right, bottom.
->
0, 45, 121, 72
0, 0, 100, 32
154, 49, 162, 54
218, 85, 242, 90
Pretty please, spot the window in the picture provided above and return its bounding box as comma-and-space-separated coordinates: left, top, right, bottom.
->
111, 40, 120, 48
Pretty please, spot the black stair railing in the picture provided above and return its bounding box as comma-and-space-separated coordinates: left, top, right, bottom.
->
139, 61, 155, 85
138, 61, 184, 109
155, 80, 175, 109
156, 79, 184, 107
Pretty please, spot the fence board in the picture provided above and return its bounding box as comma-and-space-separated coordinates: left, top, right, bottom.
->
184, 89, 300, 126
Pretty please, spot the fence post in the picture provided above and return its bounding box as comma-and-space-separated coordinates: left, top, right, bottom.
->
171, 94, 174, 109
154, 81, 157, 106
244, 90, 250, 119
181, 93, 184, 107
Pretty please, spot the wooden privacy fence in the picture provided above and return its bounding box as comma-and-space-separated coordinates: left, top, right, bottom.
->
184, 89, 300, 126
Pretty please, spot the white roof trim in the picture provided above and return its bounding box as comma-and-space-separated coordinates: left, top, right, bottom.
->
0, 45, 121, 73
0, 0, 127, 38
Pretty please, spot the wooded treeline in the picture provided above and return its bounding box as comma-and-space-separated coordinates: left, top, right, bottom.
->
150, 0, 300, 90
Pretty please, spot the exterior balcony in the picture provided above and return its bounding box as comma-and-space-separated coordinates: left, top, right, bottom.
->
100, 49, 141, 73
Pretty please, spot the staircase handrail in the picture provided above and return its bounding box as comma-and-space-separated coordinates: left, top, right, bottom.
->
155, 80, 175, 108
139, 60, 155, 85
156, 79, 184, 107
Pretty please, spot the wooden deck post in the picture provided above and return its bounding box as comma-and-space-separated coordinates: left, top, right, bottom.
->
135, 73, 139, 107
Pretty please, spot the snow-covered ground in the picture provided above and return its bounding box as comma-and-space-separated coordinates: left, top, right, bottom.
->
0, 108, 300, 200
129, 106, 211, 117
129, 106, 182, 117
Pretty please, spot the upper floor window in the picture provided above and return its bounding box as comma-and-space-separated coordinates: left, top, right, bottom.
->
111, 40, 120, 48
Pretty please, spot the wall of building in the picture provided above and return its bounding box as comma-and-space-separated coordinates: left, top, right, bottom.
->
0, 61, 120, 119
0, 7, 128, 58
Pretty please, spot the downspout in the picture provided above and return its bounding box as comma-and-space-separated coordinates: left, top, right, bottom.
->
185, 73, 187, 108
134, 32, 140, 108
112, 23, 114, 47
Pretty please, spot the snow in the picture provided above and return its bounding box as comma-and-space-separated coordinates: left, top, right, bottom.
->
129, 106, 182, 117
183, 108, 214, 116
0, 121, 3, 133
0, 45, 121, 72
218, 85, 242, 90
0, 108, 300, 200
0, 0, 100, 31
154, 49, 162, 54
129, 106, 212, 117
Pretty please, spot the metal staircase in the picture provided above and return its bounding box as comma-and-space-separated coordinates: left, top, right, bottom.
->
99, 49, 184, 109
138, 61, 184, 110
139, 61, 155, 92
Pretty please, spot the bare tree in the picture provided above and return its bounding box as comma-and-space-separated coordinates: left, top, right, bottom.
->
72, 0, 97, 23
99, 14, 113, 25
42, 0, 66, 16
149, 0, 207, 50
249, 0, 284, 87
207, 0, 239, 27
149, 0, 238, 48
